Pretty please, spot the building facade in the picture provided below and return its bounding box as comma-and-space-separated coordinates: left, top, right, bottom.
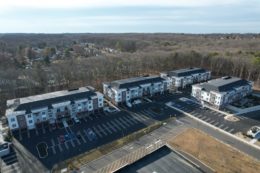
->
103, 76, 170, 105
191, 76, 253, 109
6, 87, 104, 130
160, 67, 211, 89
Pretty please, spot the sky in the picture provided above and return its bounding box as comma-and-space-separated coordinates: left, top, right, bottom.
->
0, 0, 260, 33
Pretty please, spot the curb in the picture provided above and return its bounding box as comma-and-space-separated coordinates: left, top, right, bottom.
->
166, 103, 260, 152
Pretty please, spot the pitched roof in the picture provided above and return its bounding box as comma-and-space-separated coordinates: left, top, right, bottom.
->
167, 67, 207, 77
7, 87, 97, 114
109, 76, 165, 89
198, 76, 251, 92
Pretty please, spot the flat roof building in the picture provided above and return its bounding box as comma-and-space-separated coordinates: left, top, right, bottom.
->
160, 67, 211, 89
6, 86, 104, 130
192, 76, 253, 108
103, 75, 170, 104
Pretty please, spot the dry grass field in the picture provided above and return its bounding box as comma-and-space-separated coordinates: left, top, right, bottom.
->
168, 128, 260, 173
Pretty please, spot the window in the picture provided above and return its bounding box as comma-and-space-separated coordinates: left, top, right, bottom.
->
83, 102, 87, 105
57, 108, 60, 112
11, 118, 15, 122
12, 124, 16, 128
99, 98, 102, 102
29, 120, 33, 124
42, 112, 46, 115
28, 114, 32, 118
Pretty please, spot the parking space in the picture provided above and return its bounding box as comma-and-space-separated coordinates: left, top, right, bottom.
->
167, 98, 260, 135
12, 110, 148, 170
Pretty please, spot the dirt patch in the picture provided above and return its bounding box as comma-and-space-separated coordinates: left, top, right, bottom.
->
168, 128, 260, 173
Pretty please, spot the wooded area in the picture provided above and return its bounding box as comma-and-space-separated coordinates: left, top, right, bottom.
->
0, 33, 260, 116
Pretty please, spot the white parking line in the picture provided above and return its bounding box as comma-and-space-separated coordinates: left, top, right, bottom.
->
125, 116, 138, 124
51, 138, 56, 147
141, 110, 155, 117
228, 128, 235, 133
106, 122, 117, 132
205, 118, 211, 122
64, 141, 69, 150
114, 119, 127, 129
97, 125, 108, 136
223, 126, 229, 131
92, 127, 103, 138
118, 118, 131, 127
78, 131, 87, 143
209, 120, 215, 124
121, 117, 135, 126
218, 124, 224, 128
213, 122, 219, 126
197, 114, 203, 118
102, 124, 113, 134
70, 140, 75, 147
201, 116, 207, 120
75, 135, 81, 145
110, 120, 122, 131
58, 144, 63, 152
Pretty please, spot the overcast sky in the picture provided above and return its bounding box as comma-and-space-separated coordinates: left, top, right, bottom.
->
0, 0, 259, 33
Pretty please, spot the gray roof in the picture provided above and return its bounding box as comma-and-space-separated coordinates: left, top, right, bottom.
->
167, 67, 207, 77
109, 76, 165, 89
7, 87, 97, 114
198, 76, 251, 92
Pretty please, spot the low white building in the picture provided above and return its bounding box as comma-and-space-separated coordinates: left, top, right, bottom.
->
160, 67, 211, 89
6, 87, 104, 131
103, 76, 170, 105
192, 76, 253, 109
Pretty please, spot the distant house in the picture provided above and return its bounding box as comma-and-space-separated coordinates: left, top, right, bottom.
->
160, 67, 211, 89
191, 76, 253, 109
103, 76, 170, 105
6, 87, 104, 130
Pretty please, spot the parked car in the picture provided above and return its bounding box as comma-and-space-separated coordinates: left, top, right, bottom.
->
247, 126, 260, 138
126, 101, 132, 108
84, 128, 97, 141
132, 99, 142, 105
104, 106, 117, 113
73, 117, 81, 124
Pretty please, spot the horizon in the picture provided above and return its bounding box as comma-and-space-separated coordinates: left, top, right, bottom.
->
0, 0, 260, 33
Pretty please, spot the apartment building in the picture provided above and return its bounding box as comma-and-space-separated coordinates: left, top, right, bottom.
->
5, 87, 104, 130
160, 67, 211, 89
191, 76, 253, 109
103, 76, 170, 105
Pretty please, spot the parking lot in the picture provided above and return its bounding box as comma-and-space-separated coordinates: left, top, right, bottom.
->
12, 110, 151, 169
168, 98, 260, 134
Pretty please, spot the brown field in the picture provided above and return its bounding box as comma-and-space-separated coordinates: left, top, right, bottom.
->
168, 128, 260, 173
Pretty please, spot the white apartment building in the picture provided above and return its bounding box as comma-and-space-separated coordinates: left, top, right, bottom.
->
103, 76, 170, 105
5, 87, 104, 130
160, 67, 211, 89
192, 76, 253, 109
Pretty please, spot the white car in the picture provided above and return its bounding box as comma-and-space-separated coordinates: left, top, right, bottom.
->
104, 106, 117, 113
132, 99, 142, 105
126, 101, 132, 108
247, 126, 260, 138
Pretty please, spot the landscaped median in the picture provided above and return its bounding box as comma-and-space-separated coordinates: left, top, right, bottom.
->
36, 142, 48, 159
53, 121, 163, 172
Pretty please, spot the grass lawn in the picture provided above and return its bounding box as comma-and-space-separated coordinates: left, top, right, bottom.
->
168, 128, 260, 173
